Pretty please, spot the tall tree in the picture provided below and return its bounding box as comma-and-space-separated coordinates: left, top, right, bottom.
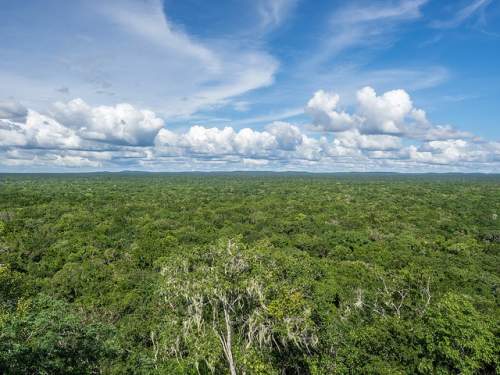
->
155, 239, 318, 374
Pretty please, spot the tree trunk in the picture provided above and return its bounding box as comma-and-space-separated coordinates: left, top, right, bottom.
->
222, 305, 237, 375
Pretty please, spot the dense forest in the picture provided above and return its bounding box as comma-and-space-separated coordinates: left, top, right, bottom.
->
0, 173, 498, 374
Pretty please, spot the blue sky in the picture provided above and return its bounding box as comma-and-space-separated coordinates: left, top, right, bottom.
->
0, 0, 499, 172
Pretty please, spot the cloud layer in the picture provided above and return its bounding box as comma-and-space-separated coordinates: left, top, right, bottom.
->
1, 86, 498, 172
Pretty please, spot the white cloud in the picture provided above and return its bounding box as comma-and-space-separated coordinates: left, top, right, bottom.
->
266, 121, 304, 150
26, 111, 81, 149
305, 86, 476, 143
333, 0, 427, 26
306, 90, 357, 132
417, 125, 473, 141
431, 0, 492, 29
294, 135, 324, 161
1, 89, 499, 173
155, 122, 324, 162
0, 121, 29, 147
356, 86, 413, 134
155, 125, 278, 158
51, 98, 164, 146
0, 148, 101, 169
402, 138, 499, 165
0, 111, 81, 149
0, 0, 279, 119
52, 155, 102, 168
234, 128, 277, 156
184, 126, 237, 155
97, 0, 219, 70
91, 0, 280, 117
257, 0, 298, 30
243, 158, 270, 166
306, 0, 428, 67
335, 129, 402, 150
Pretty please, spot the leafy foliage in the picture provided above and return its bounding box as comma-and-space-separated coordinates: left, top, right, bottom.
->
420, 293, 497, 374
0, 173, 498, 373
156, 238, 317, 373
0, 293, 115, 374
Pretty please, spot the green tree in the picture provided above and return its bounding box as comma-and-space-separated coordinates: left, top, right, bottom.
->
156, 239, 318, 374
419, 293, 497, 374
0, 294, 116, 374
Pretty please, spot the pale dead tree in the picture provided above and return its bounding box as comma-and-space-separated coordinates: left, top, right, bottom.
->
343, 274, 432, 319
376, 276, 408, 318
377, 275, 432, 318
417, 276, 431, 316
353, 288, 364, 310
150, 331, 159, 369
156, 238, 317, 374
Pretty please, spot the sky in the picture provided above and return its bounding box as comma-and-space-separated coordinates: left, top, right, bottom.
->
0, 0, 499, 172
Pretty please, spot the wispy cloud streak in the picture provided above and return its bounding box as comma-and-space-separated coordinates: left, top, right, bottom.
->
431, 0, 492, 28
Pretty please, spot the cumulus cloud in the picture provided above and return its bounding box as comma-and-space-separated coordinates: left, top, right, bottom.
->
0, 88, 499, 172
306, 90, 357, 132
0, 120, 28, 147
306, 86, 475, 142
235, 128, 277, 156
406, 139, 498, 165
0, 111, 80, 149
307, 86, 418, 135
51, 99, 164, 146
293, 135, 325, 161
356, 86, 414, 134
0, 98, 165, 154
335, 129, 402, 151
183, 126, 238, 155
365, 138, 498, 171
266, 121, 304, 150
155, 126, 278, 158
